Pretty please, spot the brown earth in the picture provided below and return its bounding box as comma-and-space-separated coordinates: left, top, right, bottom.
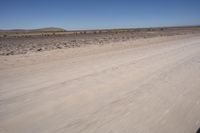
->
0, 27, 200, 55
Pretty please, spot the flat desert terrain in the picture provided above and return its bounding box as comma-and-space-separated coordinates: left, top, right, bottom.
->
0, 29, 200, 133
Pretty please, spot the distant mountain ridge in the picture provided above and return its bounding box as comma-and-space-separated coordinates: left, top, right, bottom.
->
0, 27, 66, 33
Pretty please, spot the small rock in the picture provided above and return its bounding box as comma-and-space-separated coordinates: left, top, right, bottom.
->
37, 48, 42, 51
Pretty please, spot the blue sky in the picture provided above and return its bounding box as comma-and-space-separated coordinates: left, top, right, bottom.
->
0, 0, 200, 30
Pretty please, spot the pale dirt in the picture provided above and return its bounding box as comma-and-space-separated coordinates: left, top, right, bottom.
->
0, 34, 200, 133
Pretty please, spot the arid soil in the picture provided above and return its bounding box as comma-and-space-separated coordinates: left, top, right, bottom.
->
0, 28, 200, 55
0, 34, 200, 133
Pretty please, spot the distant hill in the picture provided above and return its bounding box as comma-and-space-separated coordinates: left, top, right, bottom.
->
32, 27, 66, 32
0, 27, 66, 33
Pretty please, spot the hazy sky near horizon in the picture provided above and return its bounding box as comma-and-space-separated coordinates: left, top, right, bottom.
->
0, 0, 200, 30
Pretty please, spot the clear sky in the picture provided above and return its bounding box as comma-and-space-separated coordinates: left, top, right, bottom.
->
0, 0, 200, 30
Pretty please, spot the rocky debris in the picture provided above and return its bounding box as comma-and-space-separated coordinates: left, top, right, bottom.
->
0, 29, 200, 56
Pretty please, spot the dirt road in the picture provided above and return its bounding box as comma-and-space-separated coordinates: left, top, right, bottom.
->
0, 35, 200, 133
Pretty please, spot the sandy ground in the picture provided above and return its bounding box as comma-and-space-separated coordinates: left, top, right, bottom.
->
0, 34, 200, 133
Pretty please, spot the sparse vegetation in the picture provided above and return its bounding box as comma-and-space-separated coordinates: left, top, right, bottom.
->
160, 28, 164, 31
0, 26, 200, 55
